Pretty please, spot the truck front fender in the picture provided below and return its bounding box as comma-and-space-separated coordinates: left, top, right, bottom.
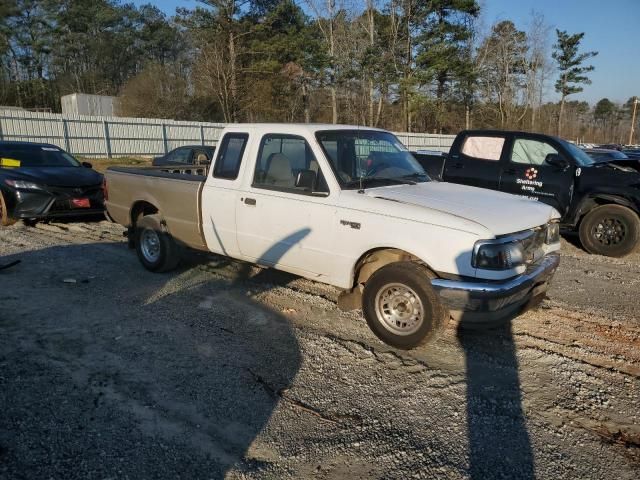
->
572, 193, 640, 226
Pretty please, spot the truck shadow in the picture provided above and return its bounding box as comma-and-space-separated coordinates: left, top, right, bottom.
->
457, 319, 535, 479
0, 232, 310, 478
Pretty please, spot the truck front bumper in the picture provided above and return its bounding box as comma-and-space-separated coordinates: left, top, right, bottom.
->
431, 253, 560, 324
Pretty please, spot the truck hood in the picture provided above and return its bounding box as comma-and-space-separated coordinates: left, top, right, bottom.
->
366, 182, 559, 236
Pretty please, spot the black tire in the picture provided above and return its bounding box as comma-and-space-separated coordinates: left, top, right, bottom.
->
0, 191, 17, 227
362, 262, 448, 349
23, 219, 38, 227
579, 204, 640, 257
135, 214, 182, 272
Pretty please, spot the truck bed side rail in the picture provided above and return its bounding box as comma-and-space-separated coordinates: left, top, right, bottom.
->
107, 166, 207, 182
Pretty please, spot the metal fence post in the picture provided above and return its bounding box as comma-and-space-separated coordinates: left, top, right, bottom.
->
61, 118, 71, 151
200, 125, 205, 145
161, 123, 168, 153
103, 120, 112, 158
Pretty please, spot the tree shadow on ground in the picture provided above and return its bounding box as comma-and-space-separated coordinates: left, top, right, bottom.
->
0, 234, 306, 479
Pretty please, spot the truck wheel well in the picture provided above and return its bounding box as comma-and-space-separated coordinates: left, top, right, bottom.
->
130, 201, 159, 227
577, 195, 639, 225
352, 248, 430, 288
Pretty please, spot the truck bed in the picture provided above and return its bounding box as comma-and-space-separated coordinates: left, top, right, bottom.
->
105, 166, 208, 251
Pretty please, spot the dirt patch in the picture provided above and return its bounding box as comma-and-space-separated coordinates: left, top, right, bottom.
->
1, 222, 639, 479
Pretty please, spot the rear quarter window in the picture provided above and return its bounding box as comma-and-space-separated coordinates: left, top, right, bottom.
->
461, 136, 505, 161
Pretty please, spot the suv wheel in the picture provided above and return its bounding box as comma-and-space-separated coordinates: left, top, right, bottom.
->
579, 204, 640, 257
362, 262, 448, 349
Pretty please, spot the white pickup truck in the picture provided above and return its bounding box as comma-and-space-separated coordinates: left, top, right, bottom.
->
105, 124, 561, 349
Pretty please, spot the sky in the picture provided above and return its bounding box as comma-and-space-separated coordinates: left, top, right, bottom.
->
132, 0, 640, 105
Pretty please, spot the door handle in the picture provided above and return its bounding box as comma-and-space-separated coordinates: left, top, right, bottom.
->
453, 162, 464, 169
244, 197, 256, 206
504, 168, 516, 175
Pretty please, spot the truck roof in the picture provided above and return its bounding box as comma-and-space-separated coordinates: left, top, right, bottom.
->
222, 123, 388, 135
458, 129, 564, 142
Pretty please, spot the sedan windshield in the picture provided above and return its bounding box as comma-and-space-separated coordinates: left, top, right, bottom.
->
316, 130, 429, 189
0, 145, 81, 167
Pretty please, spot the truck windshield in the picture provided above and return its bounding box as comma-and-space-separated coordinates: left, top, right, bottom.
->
316, 130, 430, 189
561, 140, 596, 167
0, 145, 81, 168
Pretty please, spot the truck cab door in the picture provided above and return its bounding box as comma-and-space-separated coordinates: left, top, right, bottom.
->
499, 136, 574, 216
235, 134, 336, 279
443, 133, 506, 191
201, 132, 251, 258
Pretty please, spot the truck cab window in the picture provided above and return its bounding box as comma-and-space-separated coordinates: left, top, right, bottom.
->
461, 136, 505, 161
253, 134, 328, 194
213, 133, 248, 180
511, 139, 559, 165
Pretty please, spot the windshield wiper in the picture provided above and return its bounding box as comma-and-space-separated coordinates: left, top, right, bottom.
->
401, 172, 429, 181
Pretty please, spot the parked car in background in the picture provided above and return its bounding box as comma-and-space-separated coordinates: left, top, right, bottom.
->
412, 130, 640, 257
152, 145, 215, 167
598, 144, 623, 151
584, 148, 633, 161
105, 123, 561, 349
0, 141, 104, 226
622, 148, 640, 159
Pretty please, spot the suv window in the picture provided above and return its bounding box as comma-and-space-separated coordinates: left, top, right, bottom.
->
167, 147, 192, 164
213, 133, 248, 180
461, 136, 505, 161
511, 138, 558, 165
253, 134, 328, 194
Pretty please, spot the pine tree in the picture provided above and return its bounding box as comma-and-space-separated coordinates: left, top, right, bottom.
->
552, 30, 597, 136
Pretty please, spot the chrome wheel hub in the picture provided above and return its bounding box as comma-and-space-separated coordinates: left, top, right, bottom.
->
374, 283, 424, 336
141, 229, 161, 263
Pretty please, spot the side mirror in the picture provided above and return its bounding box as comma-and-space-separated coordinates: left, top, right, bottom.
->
82, 161, 93, 169
545, 154, 569, 170
295, 170, 317, 191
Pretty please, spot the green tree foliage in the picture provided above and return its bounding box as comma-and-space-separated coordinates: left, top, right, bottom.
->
0, 1, 618, 142
552, 29, 597, 135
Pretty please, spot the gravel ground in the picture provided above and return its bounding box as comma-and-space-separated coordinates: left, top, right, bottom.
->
0, 220, 638, 479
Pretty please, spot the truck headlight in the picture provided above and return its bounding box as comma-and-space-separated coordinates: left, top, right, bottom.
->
4, 179, 43, 190
545, 221, 560, 244
472, 240, 525, 270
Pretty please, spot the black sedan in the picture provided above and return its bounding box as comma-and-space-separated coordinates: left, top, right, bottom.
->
0, 141, 104, 226
152, 145, 215, 166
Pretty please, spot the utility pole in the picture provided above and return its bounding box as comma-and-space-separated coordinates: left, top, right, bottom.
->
629, 97, 639, 146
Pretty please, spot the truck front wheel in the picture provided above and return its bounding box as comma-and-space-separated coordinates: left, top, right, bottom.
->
135, 214, 181, 272
579, 205, 640, 257
362, 262, 448, 349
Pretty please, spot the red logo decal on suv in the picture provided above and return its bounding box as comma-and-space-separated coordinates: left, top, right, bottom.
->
525, 167, 538, 180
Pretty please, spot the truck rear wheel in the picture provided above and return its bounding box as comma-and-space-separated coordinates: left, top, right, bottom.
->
0, 192, 17, 227
135, 214, 181, 272
362, 262, 447, 350
579, 204, 640, 257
